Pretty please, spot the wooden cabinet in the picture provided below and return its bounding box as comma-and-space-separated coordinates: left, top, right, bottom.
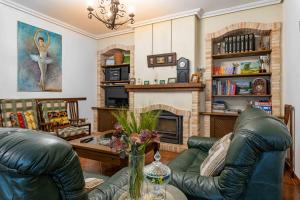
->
210, 115, 238, 138
93, 107, 128, 132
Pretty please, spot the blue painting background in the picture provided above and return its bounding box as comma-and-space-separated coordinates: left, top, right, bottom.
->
17, 21, 62, 92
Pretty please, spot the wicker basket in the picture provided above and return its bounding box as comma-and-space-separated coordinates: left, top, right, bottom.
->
114, 51, 124, 65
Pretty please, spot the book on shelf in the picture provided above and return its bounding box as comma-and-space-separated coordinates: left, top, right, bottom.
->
253, 101, 272, 114
213, 80, 253, 96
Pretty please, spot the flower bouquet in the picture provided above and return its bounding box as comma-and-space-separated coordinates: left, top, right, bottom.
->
111, 110, 161, 200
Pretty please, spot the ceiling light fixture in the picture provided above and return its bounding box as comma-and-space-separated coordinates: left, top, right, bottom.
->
87, 0, 135, 30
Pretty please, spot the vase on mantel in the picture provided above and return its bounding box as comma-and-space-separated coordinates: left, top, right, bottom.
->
128, 152, 145, 200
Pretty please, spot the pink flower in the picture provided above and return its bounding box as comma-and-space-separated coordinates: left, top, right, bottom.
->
131, 133, 142, 144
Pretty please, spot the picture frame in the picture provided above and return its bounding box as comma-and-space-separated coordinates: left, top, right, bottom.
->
147, 53, 177, 67
130, 78, 136, 85
159, 80, 166, 84
144, 80, 150, 85
168, 78, 177, 84
191, 74, 200, 83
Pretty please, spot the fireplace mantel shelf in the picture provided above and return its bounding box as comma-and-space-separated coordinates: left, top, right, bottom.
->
125, 83, 205, 92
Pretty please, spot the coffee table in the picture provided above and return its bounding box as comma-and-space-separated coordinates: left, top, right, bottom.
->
117, 184, 187, 200
69, 132, 157, 168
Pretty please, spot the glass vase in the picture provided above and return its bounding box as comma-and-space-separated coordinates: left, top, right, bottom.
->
128, 153, 145, 200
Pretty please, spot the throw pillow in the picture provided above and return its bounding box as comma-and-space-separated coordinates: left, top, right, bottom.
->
9, 113, 19, 127
48, 111, 70, 128
24, 111, 37, 130
200, 132, 233, 176
16, 112, 27, 128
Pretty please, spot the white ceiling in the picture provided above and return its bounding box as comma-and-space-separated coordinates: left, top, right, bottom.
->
9, 0, 269, 35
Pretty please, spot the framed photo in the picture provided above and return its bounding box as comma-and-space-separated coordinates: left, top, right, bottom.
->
191, 74, 200, 83
147, 53, 177, 67
159, 80, 165, 84
168, 78, 177, 84
144, 80, 150, 85
130, 78, 136, 85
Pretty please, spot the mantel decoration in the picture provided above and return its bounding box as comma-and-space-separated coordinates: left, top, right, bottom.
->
111, 110, 160, 199
87, 0, 135, 30
147, 53, 177, 68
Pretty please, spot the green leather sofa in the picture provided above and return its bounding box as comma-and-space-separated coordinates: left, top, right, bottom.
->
93, 108, 292, 200
0, 128, 87, 200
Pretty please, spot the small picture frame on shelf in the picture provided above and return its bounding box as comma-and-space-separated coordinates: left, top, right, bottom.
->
144, 80, 150, 85
159, 80, 165, 84
130, 78, 136, 85
168, 78, 177, 84
190, 74, 200, 83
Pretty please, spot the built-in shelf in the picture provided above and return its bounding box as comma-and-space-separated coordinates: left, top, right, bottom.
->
213, 94, 272, 97
200, 112, 239, 117
101, 64, 130, 68
212, 50, 272, 59
100, 84, 128, 87
101, 80, 130, 84
212, 73, 271, 78
125, 83, 205, 92
92, 107, 128, 111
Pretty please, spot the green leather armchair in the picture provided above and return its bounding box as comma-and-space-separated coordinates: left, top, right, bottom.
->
0, 128, 87, 200
168, 108, 292, 200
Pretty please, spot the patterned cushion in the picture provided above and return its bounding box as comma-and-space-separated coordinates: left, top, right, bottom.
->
48, 111, 70, 128
0, 99, 38, 127
57, 126, 89, 138
24, 111, 37, 130
9, 113, 19, 127
200, 132, 233, 176
40, 100, 67, 123
16, 112, 27, 128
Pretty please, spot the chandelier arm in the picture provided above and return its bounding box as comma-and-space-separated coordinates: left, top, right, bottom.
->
89, 12, 111, 26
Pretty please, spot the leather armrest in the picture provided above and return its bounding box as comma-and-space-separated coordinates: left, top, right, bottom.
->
170, 170, 222, 199
187, 136, 218, 152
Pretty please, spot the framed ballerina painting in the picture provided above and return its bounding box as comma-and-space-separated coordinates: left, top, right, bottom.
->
17, 21, 62, 92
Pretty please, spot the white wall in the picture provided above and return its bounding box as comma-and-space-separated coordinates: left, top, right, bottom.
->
283, 0, 300, 177
97, 32, 134, 50
0, 3, 97, 123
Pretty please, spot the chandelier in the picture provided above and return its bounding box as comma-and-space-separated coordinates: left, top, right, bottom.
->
87, 0, 135, 30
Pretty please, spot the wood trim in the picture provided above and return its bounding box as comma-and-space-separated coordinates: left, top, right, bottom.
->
125, 83, 205, 92
212, 50, 272, 59
92, 107, 128, 111
212, 73, 271, 78
35, 97, 87, 101
200, 112, 239, 117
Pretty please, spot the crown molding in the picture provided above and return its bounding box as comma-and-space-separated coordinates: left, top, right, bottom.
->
1, 0, 282, 40
201, 0, 282, 18
0, 0, 98, 39
96, 28, 134, 39
130, 8, 203, 29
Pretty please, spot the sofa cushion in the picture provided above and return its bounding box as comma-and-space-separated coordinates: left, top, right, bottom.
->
169, 148, 207, 174
200, 132, 232, 176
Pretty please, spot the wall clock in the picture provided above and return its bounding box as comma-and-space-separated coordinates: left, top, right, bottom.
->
177, 57, 190, 83
252, 78, 267, 95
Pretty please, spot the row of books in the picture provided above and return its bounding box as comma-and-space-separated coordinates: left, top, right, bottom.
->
213, 80, 252, 96
252, 101, 272, 115
215, 33, 256, 54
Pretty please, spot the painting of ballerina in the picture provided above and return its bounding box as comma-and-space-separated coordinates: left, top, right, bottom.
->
17, 21, 62, 92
